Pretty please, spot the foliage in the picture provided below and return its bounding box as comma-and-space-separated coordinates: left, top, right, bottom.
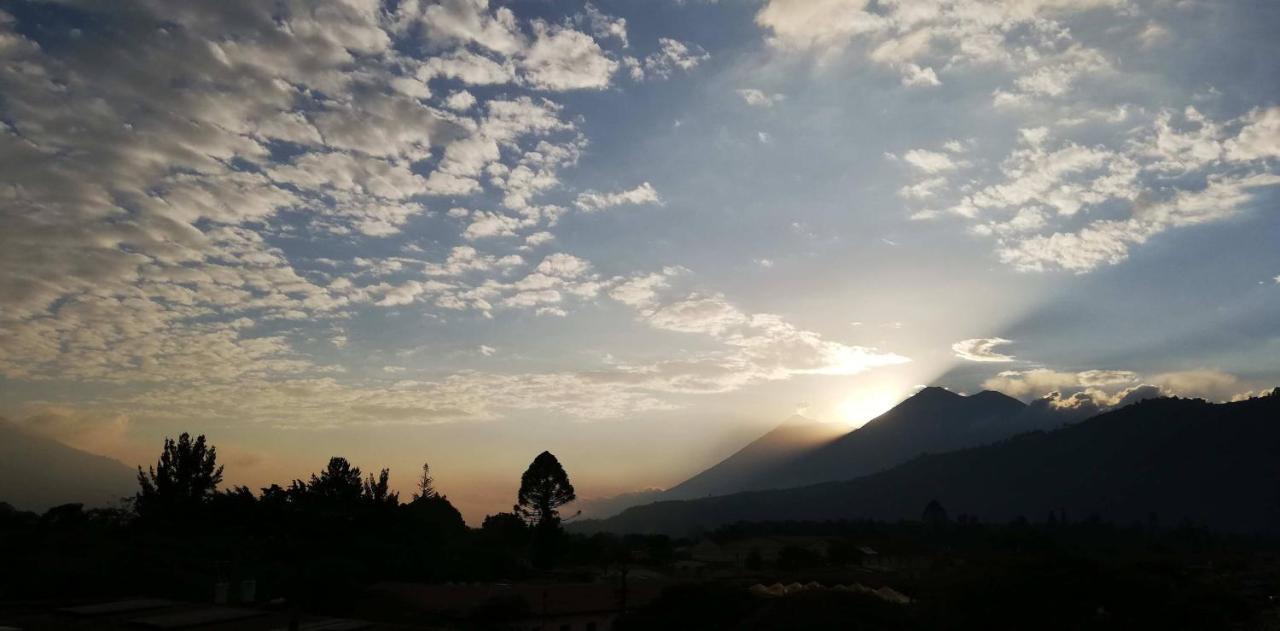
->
413, 462, 436, 500
514, 451, 576, 528
135, 433, 223, 520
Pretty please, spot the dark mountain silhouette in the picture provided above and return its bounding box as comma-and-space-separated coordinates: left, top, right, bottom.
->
0, 418, 137, 511
575, 416, 842, 518
765, 387, 1032, 490
580, 390, 1280, 535
663, 415, 845, 500
576, 389, 1046, 520
576, 488, 666, 520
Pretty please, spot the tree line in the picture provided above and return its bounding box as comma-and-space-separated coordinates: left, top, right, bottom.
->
135, 433, 575, 532
0, 432, 637, 616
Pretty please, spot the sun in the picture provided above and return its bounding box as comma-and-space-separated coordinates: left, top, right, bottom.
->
836, 390, 899, 429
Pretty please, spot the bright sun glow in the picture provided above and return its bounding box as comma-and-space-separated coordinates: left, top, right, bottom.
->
837, 391, 900, 428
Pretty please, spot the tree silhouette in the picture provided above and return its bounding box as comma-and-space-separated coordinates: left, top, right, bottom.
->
136, 433, 223, 519
413, 461, 436, 500
515, 451, 576, 528
298, 456, 364, 503
363, 467, 398, 506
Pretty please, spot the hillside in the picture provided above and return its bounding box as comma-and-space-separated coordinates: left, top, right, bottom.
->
0, 419, 138, 512
765, 387, 1032, 489
662, 415, 845, 500
578, 388, 1047, 520
582, 390, 1280, 535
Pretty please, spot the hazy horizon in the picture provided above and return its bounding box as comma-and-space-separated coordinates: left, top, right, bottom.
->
2, 0, 1278, 523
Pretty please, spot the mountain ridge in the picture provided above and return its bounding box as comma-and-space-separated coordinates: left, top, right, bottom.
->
579, 387, 1045, 519
0, 418, 138, 512
662, 415, 844, 501
577, 391, 1280, 535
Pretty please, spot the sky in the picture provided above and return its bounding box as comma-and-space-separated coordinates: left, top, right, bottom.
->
1, 0, 1278, 523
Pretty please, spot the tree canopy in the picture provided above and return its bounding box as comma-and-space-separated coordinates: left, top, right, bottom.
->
515, 451, 575, 528
135, 432, 223, 519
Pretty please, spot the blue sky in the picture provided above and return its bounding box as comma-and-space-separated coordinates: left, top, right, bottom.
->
1, 0, 1277, 521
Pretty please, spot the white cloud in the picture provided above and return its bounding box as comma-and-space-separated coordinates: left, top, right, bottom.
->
633, 38, 709, 81
1224, 106, 1280, 162
901, 149, 960, 173
462, 212, 525, 240
445, 90, 478, 111
647, 294, 751, 335
420, 50, 516, 85
574, 182, 663, 211
413, 0, 525, 56
1002, 46, 1111, 102
756, 0, 887, 59
535, 253, 592, 279
984, 368, 1258, 408
0, 0, 920, 433
755, 0, 1126, 107
899, 176, 947, 200
952, 338, 1016, 362
897, 106, 1280, 273
520, 21, 617, 90
738, 88, 786, 107
524, 231, 555, 247
901, 63, 940, 87
608, 272, 674, 309
984, 368, 1137, 398
582, 3, 628, 48
1146, 369, 1245, 402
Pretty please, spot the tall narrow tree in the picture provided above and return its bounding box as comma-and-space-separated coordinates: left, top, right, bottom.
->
515, 451, 576, 528
414, 462, 436, 500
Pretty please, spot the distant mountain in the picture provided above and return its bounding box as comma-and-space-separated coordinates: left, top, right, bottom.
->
576, 488, 666, 520
0, 419, 137, 512
579, 389, 1039, 520
765, 387, 1032, 490
580, 390, 1280, 535
573, 416, 841, 519
663, 415, 846, 500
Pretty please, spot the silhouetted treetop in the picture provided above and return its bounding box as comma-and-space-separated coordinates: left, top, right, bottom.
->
515, 451, 575, 528
298, 456, 364, 503
136, 432, 223, 519
413, 461, 436, 500
363, 467, 398, 506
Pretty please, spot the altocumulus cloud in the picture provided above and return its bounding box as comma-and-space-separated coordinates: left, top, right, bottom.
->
0, 0, 914, 429
754, 0, 1280, 274
900, 109, 1280, 273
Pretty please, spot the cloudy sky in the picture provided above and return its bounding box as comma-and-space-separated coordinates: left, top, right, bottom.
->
1, 0, 1277, 521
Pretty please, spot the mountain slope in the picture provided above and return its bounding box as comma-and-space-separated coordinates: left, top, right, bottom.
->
0, 419, 138, 512
662, 415, 845, 500
583, 390, 1280, 535
579, 388, 1035, 520
763, 387, 1030, 489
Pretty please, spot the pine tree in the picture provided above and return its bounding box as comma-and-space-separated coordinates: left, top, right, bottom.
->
414, 462, 436, 500
515, 451, 576, 528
